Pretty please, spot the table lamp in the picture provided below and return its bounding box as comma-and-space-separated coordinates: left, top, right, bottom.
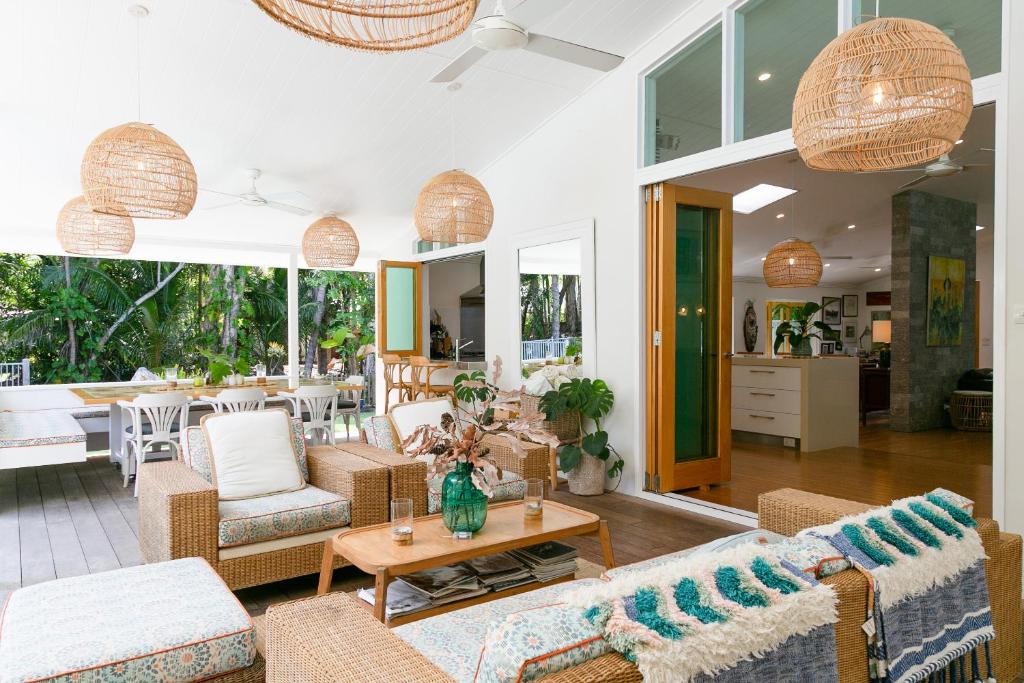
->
872, 320, 892, 368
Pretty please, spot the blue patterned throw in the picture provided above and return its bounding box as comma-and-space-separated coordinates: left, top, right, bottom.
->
804, 491, 995, 683
564, 544, 839, 682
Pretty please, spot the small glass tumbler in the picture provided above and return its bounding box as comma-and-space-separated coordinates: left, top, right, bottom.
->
391, 498, 414, 545
165, 367, 178, 385
524, 479, 544, 519
254, 363, 267, 386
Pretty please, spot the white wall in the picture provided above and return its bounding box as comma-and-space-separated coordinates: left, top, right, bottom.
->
426, 259, 481, 349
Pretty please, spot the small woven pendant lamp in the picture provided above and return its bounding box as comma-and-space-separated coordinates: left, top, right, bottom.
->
792, 15, 972, 172
250, 0, 478, 52
56, 196, 136, 256
302, 216, 360, 268
414, 169, 494, 244
763, 238, 822, 288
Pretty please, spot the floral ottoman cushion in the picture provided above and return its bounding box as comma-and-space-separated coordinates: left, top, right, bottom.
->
0, 558, 255, 683
217, 485, 351, 547
394, 578, 602, 682
427, 470, 527, 514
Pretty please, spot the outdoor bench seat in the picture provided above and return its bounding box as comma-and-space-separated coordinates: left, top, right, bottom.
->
0, 558, 264, 683
0, 410, 86, 469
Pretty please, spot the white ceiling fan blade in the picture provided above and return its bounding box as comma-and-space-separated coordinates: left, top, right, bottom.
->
822, 256, 853, 260
201, 200, 241, 211
430, 46, 488, 82
262, 190, 310, 202
264, 200, 311, 216
199, 187, 245, 198
896, 175, 931, 191
524, 34, 623, 71
856, 168, 926, 174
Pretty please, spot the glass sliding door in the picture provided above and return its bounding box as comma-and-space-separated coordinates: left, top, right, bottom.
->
646, 184, 733, 493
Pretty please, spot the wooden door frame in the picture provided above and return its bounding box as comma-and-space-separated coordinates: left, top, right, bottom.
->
645, 183, 732, 493
377, 260, 423, 357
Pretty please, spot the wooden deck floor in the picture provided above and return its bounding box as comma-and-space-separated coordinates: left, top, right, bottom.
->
0, 457, 746, 614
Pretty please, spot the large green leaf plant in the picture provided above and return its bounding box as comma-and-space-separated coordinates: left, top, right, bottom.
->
539, 378, 623, 484
773, 302, 837, 355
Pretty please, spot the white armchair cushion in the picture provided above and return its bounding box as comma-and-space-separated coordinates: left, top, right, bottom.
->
389, 397, 460, 459
201, 409, 305, 501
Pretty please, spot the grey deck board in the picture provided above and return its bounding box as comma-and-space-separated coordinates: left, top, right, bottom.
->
88, 457, 141, 537
57, 464, 121, 573
16, 468, 56, 586
35, 466, 90, 579
72, 461, 141, 568
0, 469, 21, 600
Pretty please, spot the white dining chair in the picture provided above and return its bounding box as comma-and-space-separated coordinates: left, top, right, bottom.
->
117, 392, 190, 496
279, 385, 339, 445
200, 387, 267, 413
337, 375, 364, 441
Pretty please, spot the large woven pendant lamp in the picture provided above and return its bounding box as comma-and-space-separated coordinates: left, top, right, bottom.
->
81, 122, 197, 219
303, 216, 360, 268
249, 0, 478, 52
763, 238, 822, 288
56, 196, 135, 256
792, 13, 972, 172
414, 169, 494, 244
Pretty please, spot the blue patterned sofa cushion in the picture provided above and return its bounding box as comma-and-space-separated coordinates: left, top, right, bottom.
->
217, 486, 351, 547
183, 415, 309, 484
363, 415, 399, 452
427, 470, 527, 514
475, 602, 611, 682
0, 558, 255, 683
394, 578, 602, 681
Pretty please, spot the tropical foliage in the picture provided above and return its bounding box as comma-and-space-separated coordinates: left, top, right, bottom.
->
539, 377, 623, 481
0, 253, 374, 384
519, 273, 581, 342
772, 301, 836, 356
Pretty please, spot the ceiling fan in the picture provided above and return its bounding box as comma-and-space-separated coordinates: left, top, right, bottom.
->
430, 0, 624, 83
200, 169, 311, 216
867, 147, 993, 191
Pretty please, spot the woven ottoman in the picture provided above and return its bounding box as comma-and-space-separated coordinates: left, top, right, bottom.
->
0, 558, 264, 683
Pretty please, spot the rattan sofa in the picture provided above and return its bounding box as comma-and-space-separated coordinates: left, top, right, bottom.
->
261, 488, 1022, 683
137, 444, 392, 590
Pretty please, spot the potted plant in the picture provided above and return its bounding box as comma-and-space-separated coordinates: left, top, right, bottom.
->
402, 357, 559, 538
772, 302, 836, 358
201, 351, 250, 386
564, 339, 582, 365
540, 377, 623, 496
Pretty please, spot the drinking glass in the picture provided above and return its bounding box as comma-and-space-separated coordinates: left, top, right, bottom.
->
524, 478, 544, 519
254, 363, 267, 386
391, 498, 414, 545
165, 367, 178, 382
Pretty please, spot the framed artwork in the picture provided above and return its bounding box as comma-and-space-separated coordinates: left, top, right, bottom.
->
821, 296, 841, 325
866, 291, 891, 306
819, 341, 836, 355
842, 294, 858, 318
926, 255, 965, 346
844, 324, 857, 340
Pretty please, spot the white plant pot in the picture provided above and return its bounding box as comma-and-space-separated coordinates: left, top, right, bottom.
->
566, 453, 606, 496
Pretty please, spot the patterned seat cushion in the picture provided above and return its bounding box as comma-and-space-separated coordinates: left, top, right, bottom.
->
217, 485, 351, 548
427, 470, 527, 514
183, 416, 309, 484
394, 578, 602, 682
0, 558, 255, 683
0, 411, 85, 449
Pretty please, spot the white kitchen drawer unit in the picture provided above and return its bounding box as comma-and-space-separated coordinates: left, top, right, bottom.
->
732, 365, 801, 391
731, 386, 801, 415
732, 408, 801, 438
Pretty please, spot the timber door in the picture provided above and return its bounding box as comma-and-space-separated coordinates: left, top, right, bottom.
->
646, 184, 733, 493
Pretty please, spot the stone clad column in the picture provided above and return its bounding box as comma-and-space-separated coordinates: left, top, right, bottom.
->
890, 190, 976, 432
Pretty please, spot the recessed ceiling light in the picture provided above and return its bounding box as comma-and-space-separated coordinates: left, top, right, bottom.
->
776, 213, 785, 219
955, 139, 964, 145
824, 263, 831, 268
760, 257, 767, 261
976, 225, 985, 231
847, 224, 856, 230
733, 183, 797, 214
874, 267, 882, 272
758, 72, 772, 82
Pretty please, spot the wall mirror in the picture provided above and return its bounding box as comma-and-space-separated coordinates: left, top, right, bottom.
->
511, 219, 596, 386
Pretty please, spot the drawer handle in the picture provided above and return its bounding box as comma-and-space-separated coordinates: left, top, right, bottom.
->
749, 370, 776, 374
750, 392, 776, 397
749, 414, 776, 420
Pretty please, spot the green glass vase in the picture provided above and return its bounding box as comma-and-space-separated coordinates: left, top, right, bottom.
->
441, 461, 488, 539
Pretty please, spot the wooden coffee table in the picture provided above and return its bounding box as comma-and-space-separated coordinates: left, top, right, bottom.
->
317, 499, 615, 626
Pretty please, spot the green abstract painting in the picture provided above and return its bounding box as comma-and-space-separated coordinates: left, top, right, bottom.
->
926, 256, 965, 346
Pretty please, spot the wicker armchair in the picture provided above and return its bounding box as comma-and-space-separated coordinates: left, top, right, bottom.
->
261, 488, 1022, 683
137, 445, 390, 590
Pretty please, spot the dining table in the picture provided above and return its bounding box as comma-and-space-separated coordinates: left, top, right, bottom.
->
69, 378, 362, 468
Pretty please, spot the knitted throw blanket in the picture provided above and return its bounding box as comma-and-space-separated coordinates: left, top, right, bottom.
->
564, 544, 839, 683
804, 492, 995, 683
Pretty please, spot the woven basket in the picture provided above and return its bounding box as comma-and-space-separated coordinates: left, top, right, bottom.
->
566, 453, 606, 496
520, 394, 580, 443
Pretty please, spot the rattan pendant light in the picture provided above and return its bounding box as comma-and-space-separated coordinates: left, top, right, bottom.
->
763, 238, 822, 288
303, 216, 360, 268
414, 169, 494, 244
792, 14, 972, 172
56, 196, 136, 256
250, 0, 478, 52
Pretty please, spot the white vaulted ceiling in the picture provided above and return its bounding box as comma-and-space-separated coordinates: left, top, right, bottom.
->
0, 0, 696, 267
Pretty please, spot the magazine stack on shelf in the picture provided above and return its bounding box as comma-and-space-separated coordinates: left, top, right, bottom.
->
508, 541, 579, 582
464, 553, 533, 592
357, 564, 486, 619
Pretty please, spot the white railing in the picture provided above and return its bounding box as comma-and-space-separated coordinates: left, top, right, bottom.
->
521, 338, 574, 361
0, 359, 30, 387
